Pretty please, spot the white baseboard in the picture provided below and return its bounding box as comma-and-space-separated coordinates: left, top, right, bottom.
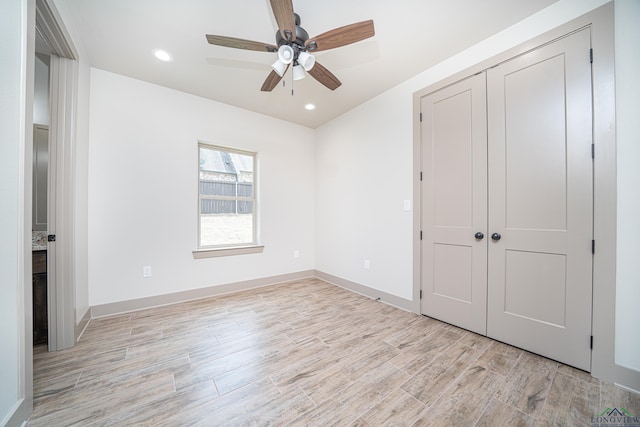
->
3, 397, 30, 427
314, 270, 415, 313
88, 270, 417, 319
90, 270, 316, 318
615, 363, 640, 394
75, 308, 91, 341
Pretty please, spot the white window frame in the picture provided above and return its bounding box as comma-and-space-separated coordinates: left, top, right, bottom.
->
193, 142, 263, 258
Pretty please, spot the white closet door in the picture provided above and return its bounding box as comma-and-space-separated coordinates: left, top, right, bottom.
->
421, 73, 488, 335
487, 28, 593, 370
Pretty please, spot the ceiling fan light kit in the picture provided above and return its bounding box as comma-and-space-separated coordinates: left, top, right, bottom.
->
297, 51, 315, 71
292, 64, 305, 81
271, 59, 288, 77
277, 45, 295, 64
205, 0, 375, 92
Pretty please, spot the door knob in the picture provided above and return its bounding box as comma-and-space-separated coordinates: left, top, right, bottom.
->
491, 233, 502, 241
474, 232, 484, 240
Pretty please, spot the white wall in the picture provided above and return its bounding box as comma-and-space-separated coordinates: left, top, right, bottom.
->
0, 1, 23, 421
614, 0, 640, 373
315, 0, 611, 301
0, 0, 33, 424
315, 88, 415, 300
88, 69, 315, 306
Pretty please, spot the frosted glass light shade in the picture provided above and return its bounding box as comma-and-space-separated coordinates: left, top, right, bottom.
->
277, 45, 294, 64
297, 51, 315, 71
292, 64, 305, 80
271, 59, 287, 77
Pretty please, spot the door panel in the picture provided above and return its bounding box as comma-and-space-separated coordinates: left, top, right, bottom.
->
504, 55, 568, 231
33, 125, 49, 231
421, 73, 488, 335
432, 93, 474, 228
433, 244, 473, 302
504, 250, 567, 327
487, 29, 593, 370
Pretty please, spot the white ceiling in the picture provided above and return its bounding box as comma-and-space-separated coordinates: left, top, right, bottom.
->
53, 0, 557, 128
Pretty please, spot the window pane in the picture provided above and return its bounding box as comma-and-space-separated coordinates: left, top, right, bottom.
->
237, 182, 253, 197
198, 144, 256, 248
200, 148, 253, 181
200, 180, 236, 197
200, 213, 253, 246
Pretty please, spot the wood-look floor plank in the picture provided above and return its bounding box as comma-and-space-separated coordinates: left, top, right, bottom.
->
495, 352, 558, 417
387, 328, 456, 373
475, 340, 523, 376
86, 380, 219, 426
29, 369, 176, 426
475, 397, 536, 427
287, 362, 409, 426
27, 278, 639, 426
353, 388, 430, 426
415, 365, 504, 426
298, 341, 400, 404
538, 372, 600, 426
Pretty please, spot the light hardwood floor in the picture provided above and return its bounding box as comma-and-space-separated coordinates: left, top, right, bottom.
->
29, 278, 639, 426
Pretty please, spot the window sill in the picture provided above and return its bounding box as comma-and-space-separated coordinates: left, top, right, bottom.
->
192, 245, 264, 259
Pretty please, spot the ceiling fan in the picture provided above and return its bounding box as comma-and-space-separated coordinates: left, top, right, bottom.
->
205, 0, 375, 92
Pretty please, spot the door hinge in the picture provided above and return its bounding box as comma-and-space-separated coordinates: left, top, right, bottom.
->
420, 171, 423, 181
47, 234, 56, 242
420, 289, 423, 299
590, 335, 594, 349
420, 112, 423, 122
590, 48, 593, 63
420, 230, 423, 240
591, 144, 595, 159
592, 240, 595, 254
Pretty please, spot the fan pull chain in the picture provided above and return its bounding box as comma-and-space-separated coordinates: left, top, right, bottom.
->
290, 66, 295, 96
281, 78, 294, 96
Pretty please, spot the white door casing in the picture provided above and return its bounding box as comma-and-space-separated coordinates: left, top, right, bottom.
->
36, 0, 79, 352
47, 54, 78, 351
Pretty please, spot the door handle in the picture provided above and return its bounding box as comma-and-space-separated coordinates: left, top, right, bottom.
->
474, 232, 484, 240
491, 233, 502, 241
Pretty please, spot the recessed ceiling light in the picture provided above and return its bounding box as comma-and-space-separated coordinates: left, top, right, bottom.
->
152, 49, 173, 62
304, 104, 316, 110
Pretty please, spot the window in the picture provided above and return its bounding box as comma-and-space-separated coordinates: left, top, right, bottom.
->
197, 143, 258, 252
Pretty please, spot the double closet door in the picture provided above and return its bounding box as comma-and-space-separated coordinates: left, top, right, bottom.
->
420, 28, 593, 371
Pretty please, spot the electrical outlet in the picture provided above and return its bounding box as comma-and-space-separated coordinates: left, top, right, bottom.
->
403, 200, 412, 211
294, 250, 300, 259
364, 259, 370, 270
143, 266, 152, 278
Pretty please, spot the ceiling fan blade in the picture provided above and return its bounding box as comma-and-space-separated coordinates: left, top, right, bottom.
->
206, 35, 277, 52
306, 20, 375, 52
307, 62, 342, 90
269, 0, 296, 41
261, 68, 287, 92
